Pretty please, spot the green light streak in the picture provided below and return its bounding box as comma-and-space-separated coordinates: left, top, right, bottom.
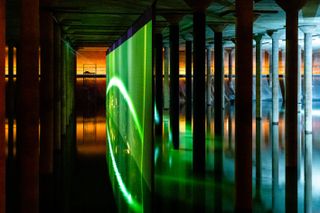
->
106, 77, 144, 143
107, 128, 142, 212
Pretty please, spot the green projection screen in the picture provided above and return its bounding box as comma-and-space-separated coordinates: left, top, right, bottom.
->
106, 9, 153, 213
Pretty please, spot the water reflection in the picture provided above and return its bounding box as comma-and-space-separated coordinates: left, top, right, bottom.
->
155, 101, 320, 212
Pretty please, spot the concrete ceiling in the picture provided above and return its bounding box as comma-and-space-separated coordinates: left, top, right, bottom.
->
5, 0, 320, 49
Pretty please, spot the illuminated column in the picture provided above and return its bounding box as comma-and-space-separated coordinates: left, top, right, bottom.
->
192, 9, 206, 173
226, 48, 233, 89
185, 39, 192, 122
163, 42, 170, 110
235, 0, 253, 211
276, 1, 307, 212
211, 27, 225, 137
267, 30, 280, 124
300, 26, 313, 134
267, 49, 272, 88
40, 2, 54, 175
254, 34, 264, 119
281, 48, 286, 103
206, 44, 213, 105
17, 0, 40, 211
0, 0, 5, 211
297, 45, 302, 112
169, 22, 180, 149
8, 45, 14, 157
155, 33, 163, 135
54, 24, 62, 151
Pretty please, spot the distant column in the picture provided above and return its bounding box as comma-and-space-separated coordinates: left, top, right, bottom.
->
300, 26, 313, 134
267, 49, 272, 88
163, 43, 170, 110
54, 24, 62, 151
254, 34, 264, 119
206, 44, 213, 105
0, 0, 6, 211
235, 0, 253, 211
8, 45, 14, 157
17, 0, 40, 211
226, 48, 233, 89
185, 40, 192, 122
297, 45, 302, 112
267, 30, 280, 124
155, 33, 163, 135
169, 23, 180, 149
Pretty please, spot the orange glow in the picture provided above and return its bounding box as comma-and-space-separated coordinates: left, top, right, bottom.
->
76, 47, 107, 75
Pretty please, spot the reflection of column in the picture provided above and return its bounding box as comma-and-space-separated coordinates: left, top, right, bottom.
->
235, 1, 253, 211
169, 24, 180, 149
206, 44, 212, 105
300, 27, 313, 134
163, 43, 170, 110
267, 30, 280, 124
304, 133, 312, 213
155, 33, 163, 135
185, 40, 192, 122
254, 34, 263, 119
0, 0, 5, 211
297, 111, 302, 180
17, 0, 40, 210
272, 124, 279, 212
255, 119, 262, 202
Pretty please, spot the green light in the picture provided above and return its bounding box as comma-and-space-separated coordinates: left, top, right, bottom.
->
106, 77, 144, 143
107, 128, 142, 212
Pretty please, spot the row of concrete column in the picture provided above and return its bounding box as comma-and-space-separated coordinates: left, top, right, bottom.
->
154, 0, 310, 211
0, 0, 77, 212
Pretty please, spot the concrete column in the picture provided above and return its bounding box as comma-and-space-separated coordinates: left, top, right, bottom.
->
276, 1, 307, 212
40, 4, 54, 175
300, 27, 313, 133
212, 29, 224, 137
235, 0, 253, 211
193, 10, 206, 173
8, 45, 14, 157
304, 133, 312, 213
297, 45, 302, 111
0, 0, 5, 211
254, 34, 263, 119
267, 30, 280, 124
185, 40, 192, 122
206, 44, 212, 105
17, 0, 40, 211
163, 44, 170, 110
155, 33, 163, 135
54, 24, 62, 151
61, 41, 67, 140
169, 23, 180, 149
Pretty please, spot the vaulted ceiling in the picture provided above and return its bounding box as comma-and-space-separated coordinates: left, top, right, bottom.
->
5, 0, 320, 48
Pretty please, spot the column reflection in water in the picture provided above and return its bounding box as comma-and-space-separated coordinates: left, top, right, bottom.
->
272, 122, 279, 212
255, 118, 262, 203
304, 133, 312, 213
